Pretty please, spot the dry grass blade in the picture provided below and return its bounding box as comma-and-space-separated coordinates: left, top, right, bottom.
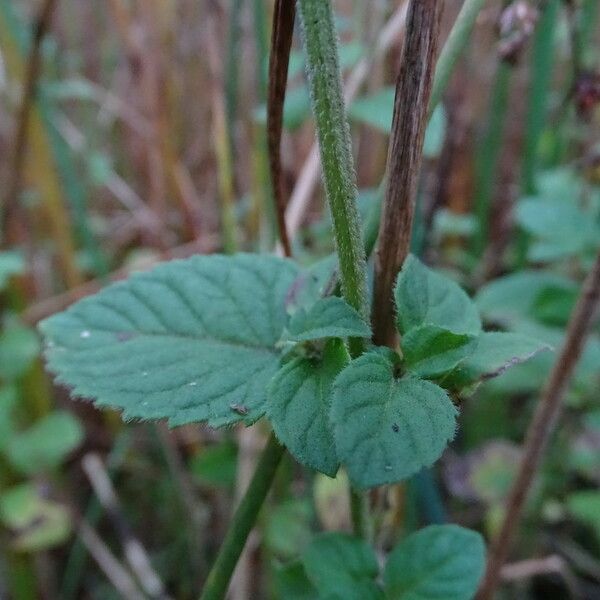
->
2, 0, 58, 242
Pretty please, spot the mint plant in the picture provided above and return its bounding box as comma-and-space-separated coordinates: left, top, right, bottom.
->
37, 0, 549, 598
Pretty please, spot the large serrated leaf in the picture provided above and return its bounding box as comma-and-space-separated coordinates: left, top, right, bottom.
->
441, 332, 550, 391
286, 297, 371, 342
331, 353, 457, 488
40, 254, 299, 428
402, 325, 475, 379
395, 255, 481, 336
268, 339, 348, 476
302, 533, 383, 600
384, 525, 486, 600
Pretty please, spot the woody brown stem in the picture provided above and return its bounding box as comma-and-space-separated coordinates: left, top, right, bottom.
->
267, 0, 295, 257
372, 0, 443, 348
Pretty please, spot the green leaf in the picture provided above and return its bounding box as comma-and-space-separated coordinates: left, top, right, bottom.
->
275, 561, 319, 600
286, 297, 371, 342
395, 255, 481, 336
0, 483, 71, 552
190, 440, 238, 488
515, 197, 599, 262
268, 339, 349, 476
40, 254, 299, 428
302, 533, 383, 600
0, 325, 40, 381
331, 353, 457, 488
0, 386, 18, 451
284, 255, 338, 316
254, 85, 312, 130
265, 499, 313, 559
441, 332, 550, 391
0, 251, 25, 290
6, 411, 84, 475
476, 271, 578, 326
349, 90, 447, 158
402, 325, 475, 379
567, 491, 600, 542
384, 525, 486, 600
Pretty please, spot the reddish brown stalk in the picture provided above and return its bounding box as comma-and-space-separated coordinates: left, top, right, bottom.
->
267, 0, 295, 258
2, 0, 59, 245
371, 0, 443, 348
477, 250, 600, 600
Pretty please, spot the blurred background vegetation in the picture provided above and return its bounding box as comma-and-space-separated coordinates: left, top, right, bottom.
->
0, 0, 599, 598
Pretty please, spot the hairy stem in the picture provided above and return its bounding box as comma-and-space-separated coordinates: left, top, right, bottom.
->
267, 0, 295, 257
297, 0, 369, 323
372, 0, 443, 347
200, 433, 284, 600
477, 250, 600, 600
297, 0, 371, 536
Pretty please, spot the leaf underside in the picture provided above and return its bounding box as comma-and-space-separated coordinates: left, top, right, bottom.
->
40, 254, 299, 428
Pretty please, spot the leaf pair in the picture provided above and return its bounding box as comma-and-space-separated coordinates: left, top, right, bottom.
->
278, 524, 486, 600
397, 255, 550, 392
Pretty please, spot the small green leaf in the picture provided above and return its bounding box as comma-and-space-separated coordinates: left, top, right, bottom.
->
265, 499, 313, 559
384, 525, 486, 600
349, 89, 447, 158
402, 325, 475, 379
0, 325, 40, 381
0, 386, 18, 451
331, 353, 457, 488
40, 254, 299, 428
567, 491, 600, 543
476, 271, 579, 326
286, 297, 371, 342
0, 483, 71, 552
6, 411, 84, 475
395, 255, 481, 336
190, 440, 238, 488
268, 339, 349, 476
0, 251, 25, 290
442, 332, 550, 391
302, 533, 383, 600
275, 561, 319, 600
515, 197, 599, 262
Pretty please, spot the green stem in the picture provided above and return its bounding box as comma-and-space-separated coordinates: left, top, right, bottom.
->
297, 0, 371, 536
297, 0, 369, 323
428, 0, 488, 116
472, 60, 512, 257
521, 0, 560, 196
298, 0, 370, 537
200, 433, 284, 600
350, 488, 372, 541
